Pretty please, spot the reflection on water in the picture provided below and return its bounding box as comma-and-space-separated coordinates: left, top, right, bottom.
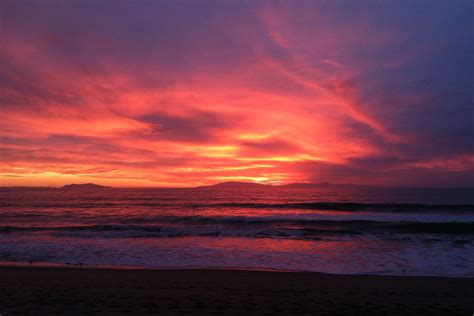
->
0, 187, 473, 276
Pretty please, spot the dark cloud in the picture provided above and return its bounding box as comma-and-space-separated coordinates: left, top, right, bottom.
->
137, 111, 239, 143
297, 160, 474, 187
239, 139, 300, 155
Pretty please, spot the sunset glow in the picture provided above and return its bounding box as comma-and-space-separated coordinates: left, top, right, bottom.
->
1, 1, 473, 187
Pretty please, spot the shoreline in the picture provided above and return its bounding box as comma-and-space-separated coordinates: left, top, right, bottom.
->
0, 261, 303, 273
1, 261, 473, 278
1, 265, 473, 314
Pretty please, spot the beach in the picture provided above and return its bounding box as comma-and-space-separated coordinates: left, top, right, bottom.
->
0, 265, 473, 315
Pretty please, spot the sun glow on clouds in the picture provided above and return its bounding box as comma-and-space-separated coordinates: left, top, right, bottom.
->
1, 1, 473, 187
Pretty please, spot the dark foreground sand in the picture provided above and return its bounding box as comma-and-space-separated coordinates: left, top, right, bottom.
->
0, 266, 473, 315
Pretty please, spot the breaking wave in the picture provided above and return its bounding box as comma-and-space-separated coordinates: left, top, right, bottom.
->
1, 202, 473, 213
1, 219, 473, 239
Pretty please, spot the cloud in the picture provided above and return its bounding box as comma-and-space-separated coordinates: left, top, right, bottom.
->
1, 0, 473, 187
239, 138, 301, 157
137, 110, 239, 143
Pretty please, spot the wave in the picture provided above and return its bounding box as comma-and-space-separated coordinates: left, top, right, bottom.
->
0, 225, 349, 239
1, 220, 473, 238
201, 203, 474, 212
114, 213, 474, 226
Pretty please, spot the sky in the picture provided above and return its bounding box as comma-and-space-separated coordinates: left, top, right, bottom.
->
0, 0, 473, 187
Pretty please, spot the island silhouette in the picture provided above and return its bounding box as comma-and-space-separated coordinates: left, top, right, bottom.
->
60, 183, 111, 190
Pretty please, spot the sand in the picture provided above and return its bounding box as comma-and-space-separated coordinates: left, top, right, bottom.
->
0, 266, 473, 315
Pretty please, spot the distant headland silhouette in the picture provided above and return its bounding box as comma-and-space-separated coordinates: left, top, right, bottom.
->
60, 183, 111, 190
196, 181, 365, 189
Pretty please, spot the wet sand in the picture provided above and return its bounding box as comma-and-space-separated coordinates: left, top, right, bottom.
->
0, 266, 473, 315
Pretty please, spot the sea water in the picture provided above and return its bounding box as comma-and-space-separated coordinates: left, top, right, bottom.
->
0, 186, 473, 276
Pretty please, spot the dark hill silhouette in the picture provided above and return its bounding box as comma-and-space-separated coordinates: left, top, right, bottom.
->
61, 183, 111, 190
282, 182, 364, 189
196, 181, 375, 190
196, 181, 270, 189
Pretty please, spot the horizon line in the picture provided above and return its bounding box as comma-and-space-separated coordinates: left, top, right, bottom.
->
1, 181, 474, 190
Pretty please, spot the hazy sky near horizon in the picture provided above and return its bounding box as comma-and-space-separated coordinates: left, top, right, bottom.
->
1, 0, 473, 187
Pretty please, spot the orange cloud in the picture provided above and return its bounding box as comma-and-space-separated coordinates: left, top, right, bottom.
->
1, 1, 472, 187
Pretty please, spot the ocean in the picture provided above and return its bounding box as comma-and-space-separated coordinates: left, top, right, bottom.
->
1, 186, 473, 277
